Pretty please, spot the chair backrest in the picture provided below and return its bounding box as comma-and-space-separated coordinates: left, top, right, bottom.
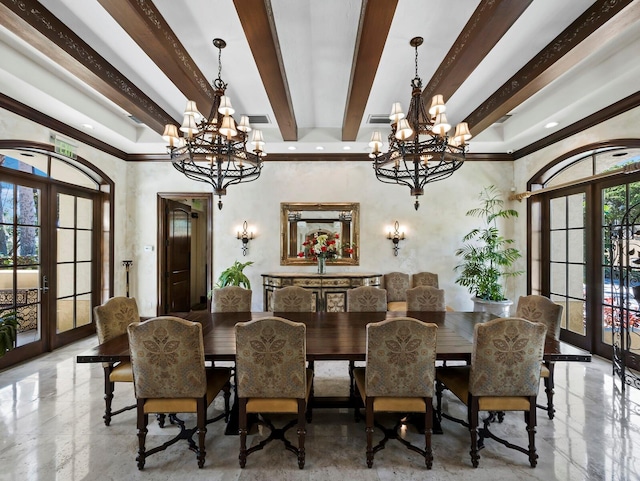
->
384, 272, 410, 302
469, 317, 547, 397
235, 316, 307, 399
127, 316, 206, 399
272, 286, 314, 312
412, 272, 439, 288
94, 296, 140, 343
406, 286, 446, 311
347, 286, 387, 312
211, 286, 252, 312
515, 295, 563, 340
365, 317, 438, 397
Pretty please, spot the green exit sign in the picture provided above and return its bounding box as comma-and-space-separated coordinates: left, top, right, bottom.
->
52, 135, 77, 159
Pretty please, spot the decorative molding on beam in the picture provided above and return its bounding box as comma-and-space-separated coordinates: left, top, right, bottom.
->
465, 0, 639, 136
0, 0, 175, 134
421, 0, 532, 104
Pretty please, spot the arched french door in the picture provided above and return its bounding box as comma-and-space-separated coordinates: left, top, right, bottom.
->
529, 141, 640, 369
0, 143, 113, 368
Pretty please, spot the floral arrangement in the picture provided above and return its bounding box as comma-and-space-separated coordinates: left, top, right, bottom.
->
298, 232, 353, 260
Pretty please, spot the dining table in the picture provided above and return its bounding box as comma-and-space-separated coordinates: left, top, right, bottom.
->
76, 310, 591, 434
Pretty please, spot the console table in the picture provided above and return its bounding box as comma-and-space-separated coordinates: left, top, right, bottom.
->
261, 272, 382, 312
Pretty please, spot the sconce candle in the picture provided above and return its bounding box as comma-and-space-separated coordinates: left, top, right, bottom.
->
387, 221, 405, 256
237, 221, 254, 256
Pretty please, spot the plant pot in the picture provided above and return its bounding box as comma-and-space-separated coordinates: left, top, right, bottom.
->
472, 297, 513, 318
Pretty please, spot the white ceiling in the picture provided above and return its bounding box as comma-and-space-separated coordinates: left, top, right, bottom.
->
0, 0, 638, 156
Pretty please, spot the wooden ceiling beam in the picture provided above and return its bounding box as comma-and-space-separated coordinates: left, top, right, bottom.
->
421, 0, 532, 104
465, 0, 640, 136
0, 0, 174, 135
341, 0, 398, 141
233, 0, 297, 141
97, 0, 214, 118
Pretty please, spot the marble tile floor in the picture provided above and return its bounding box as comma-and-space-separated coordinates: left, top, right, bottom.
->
1, 336, 640, 481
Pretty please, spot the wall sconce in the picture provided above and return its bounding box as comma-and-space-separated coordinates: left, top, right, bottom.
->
387, 221, 405, 256
237, 220, 254, 256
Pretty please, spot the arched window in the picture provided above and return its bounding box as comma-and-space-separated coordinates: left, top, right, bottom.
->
528, 140, 640, 368
0, 141, 114, 367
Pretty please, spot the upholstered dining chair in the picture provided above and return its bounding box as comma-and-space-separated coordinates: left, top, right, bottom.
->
353, 317, 438, 468
235, 316, 313, 469
515, 294, 564, 419
211, 286, 252, 312
93, 296, 140, 426
346, 286, 387, 312
406, 286, 446, 311
272, 286, 314, 312
436, 317, 547, 468
127, 316, 231, 469
384, 272, 410, 311
412, 271, 439, 288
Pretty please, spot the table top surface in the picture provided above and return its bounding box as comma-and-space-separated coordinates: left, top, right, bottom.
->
76, 311, 592, 364
261, 272, 382, 279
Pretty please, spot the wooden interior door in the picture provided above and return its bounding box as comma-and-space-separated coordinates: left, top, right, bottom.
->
164, 199, 191, 313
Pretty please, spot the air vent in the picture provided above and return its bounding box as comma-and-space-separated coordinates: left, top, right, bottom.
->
368, 114, 391, 125
494, 114, 511, 124
247, 115, 270, 124
128, 115, 144, 124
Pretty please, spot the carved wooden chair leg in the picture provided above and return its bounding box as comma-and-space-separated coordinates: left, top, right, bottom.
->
365, 398, 374, 468
425, 400, 433, 469
238, 399, 248, 468
136, 403, 148, 470
297, 399, 306, 469
469, 397, 480, 468
526, 398, 538, 468
103, 367, 115, 426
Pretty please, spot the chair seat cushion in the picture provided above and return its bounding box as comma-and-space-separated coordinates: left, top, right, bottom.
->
143, 367, 231, 414
354, 367, 427, 412
436, 366, 532, 411
109, 361, 133, 382
541, 364, 550, 378
387, 301, 407, 312
245, 368, 313, 414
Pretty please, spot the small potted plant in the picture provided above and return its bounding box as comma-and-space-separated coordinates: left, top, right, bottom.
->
0, 309, 20, 358
454, 185, 522, 316
208, 260, 254, 298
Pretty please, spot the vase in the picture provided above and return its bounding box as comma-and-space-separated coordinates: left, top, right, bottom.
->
317, 257, 326, 274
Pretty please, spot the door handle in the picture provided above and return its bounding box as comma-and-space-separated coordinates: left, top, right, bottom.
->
41, 275, 49, 294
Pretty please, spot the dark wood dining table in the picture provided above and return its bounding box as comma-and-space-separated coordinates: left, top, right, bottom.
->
76, 310, 592, 365
76, 310, 591, 434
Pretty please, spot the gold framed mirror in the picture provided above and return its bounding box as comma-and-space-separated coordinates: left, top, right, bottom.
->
281, 202, 360, 266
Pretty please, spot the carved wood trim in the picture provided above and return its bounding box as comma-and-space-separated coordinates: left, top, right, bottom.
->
465, 0, 639, 135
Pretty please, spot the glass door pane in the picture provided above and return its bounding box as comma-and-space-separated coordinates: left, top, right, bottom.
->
56, 193, 93, 333
549, 193, 587, 338
0, 178, 43, 347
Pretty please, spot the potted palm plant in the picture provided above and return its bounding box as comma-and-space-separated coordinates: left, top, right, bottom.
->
0, 309, 20, 358
455, 185, 522, 316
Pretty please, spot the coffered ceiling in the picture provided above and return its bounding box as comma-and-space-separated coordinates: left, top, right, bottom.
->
0, 0, 638, 160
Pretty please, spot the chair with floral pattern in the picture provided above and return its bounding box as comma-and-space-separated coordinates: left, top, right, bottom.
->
272, 286, 314, 312
412, 271, 439, 288
353, 317, 438, 468
211, 286, 252, 312
515, 295, 564, 419
93, 296, 140, 426
383, 272, 410, 311
406, 286, 446, 311
127, 316, 231, 469
235, 317, 313, 469
347, 286, 387, 312
435, 317, 547, 468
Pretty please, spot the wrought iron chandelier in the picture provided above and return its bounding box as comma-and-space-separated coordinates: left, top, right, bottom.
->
162, 38, 266, 210
370, 37, 472, 210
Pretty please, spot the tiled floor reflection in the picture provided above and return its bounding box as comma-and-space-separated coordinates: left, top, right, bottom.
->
1, 336, 640, 480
